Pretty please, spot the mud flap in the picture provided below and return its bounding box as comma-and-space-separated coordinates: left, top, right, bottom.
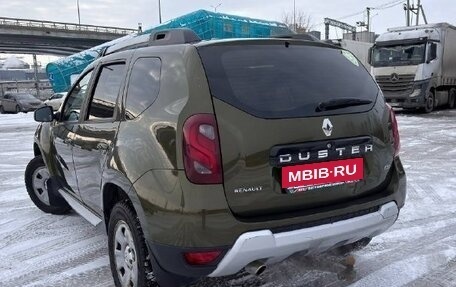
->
147, 246, 196, 287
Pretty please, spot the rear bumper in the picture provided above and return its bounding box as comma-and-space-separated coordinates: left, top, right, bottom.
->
138, 159, 405, 278
209, 201, 398, 277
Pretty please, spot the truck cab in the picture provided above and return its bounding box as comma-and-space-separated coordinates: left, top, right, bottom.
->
370, 23, 456, 112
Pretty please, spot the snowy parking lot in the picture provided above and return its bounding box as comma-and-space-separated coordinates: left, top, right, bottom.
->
0, 110, 456, 287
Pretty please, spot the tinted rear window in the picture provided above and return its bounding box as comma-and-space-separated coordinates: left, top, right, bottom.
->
198, 43, 379, 118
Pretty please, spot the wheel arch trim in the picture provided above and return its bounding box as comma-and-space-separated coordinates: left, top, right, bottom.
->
101, 169, 149, 240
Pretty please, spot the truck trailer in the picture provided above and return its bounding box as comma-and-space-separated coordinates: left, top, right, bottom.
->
370, 23, 456, 112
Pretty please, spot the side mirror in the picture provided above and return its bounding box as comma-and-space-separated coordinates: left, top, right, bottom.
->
368, 47, 373, 65
34, 106, 54, 122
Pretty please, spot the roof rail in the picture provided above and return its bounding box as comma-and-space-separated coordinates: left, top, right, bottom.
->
323, 39, 343, 47
274, 33, 319, 42
149, 28, 201, 45
104, 28, 201, 56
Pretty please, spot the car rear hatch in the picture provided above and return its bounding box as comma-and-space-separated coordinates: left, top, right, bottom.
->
197, 40, 395, 218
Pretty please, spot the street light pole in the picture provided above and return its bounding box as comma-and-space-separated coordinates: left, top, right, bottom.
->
406, 0, 410, 26
32, 54, 40, 99
77, 0, 81, 26
367, 7, 371, 32
158, 0, 162, 24
416, 0, 421, 25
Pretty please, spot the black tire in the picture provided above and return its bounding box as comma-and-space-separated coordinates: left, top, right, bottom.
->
423, 91, 435, 113
15, 105, 21, 114
0, 106, 4, 114
25, 156, 71, 215
449, 89, 456, 109
108, 201, 158, 287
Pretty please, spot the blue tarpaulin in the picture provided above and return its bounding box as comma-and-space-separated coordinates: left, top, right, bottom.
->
142, 9, 291, 39
46, 10, 292, 93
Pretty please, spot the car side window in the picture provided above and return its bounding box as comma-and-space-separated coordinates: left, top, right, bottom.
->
61, 71, 93, 122
428, 43, 437, 62
87, 63, 126, 121
125, 58, 161, 120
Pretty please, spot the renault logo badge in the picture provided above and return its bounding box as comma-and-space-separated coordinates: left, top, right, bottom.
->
322, 119, 333, 137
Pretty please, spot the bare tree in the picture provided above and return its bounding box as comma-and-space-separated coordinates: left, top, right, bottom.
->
282, 10, 314, 33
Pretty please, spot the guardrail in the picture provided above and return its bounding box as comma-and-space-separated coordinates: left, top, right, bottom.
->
0, 16, 138, 35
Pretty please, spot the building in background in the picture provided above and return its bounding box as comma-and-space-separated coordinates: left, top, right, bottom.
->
0, 56, 46, 82
343, 31, 377, 43
0, 69, 47, 82
0, 55, 30, 70
309, 30, 322, 40
0, 56, 50, 98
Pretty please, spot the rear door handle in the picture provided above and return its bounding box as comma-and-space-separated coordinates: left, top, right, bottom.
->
97, 143, 109, 150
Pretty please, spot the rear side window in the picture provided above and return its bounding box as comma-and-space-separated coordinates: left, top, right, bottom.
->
87, 63, 125, 121
125, 58, 161, 120
198, 43, 379, 118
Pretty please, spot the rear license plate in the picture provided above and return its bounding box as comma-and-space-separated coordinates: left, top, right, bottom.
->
282, 158, 364, 189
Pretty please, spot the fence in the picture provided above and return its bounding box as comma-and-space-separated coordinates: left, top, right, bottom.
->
0, 80, 53, 100
0, 16, 137, 35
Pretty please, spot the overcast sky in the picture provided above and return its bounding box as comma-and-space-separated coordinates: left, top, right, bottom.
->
1, 0, 455, 64
1, 0, 455, 35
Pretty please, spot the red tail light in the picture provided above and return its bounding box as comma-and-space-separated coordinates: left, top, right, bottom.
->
387, 104, 401, 157
183, 114, 222, 184
183, 250, 222, 265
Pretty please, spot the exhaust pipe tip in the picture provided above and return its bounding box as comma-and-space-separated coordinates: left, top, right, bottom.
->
245, 260, 267, 276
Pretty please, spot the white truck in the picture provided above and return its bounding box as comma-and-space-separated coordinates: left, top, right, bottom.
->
370, 23, 456, 112
328, 39, 373, 70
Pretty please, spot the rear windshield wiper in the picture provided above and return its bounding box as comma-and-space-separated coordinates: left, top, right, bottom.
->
316, 98, 373, 112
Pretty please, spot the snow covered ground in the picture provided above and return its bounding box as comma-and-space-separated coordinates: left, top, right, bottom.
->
0, 110, 455, 287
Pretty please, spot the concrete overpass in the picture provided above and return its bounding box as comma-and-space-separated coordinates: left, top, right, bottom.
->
0, 17, 138, 56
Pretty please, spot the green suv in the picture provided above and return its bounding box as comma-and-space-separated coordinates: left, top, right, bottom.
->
26, 29, 406, 287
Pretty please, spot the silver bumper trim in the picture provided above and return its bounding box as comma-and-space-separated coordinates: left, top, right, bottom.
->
209, 202, 398, 277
